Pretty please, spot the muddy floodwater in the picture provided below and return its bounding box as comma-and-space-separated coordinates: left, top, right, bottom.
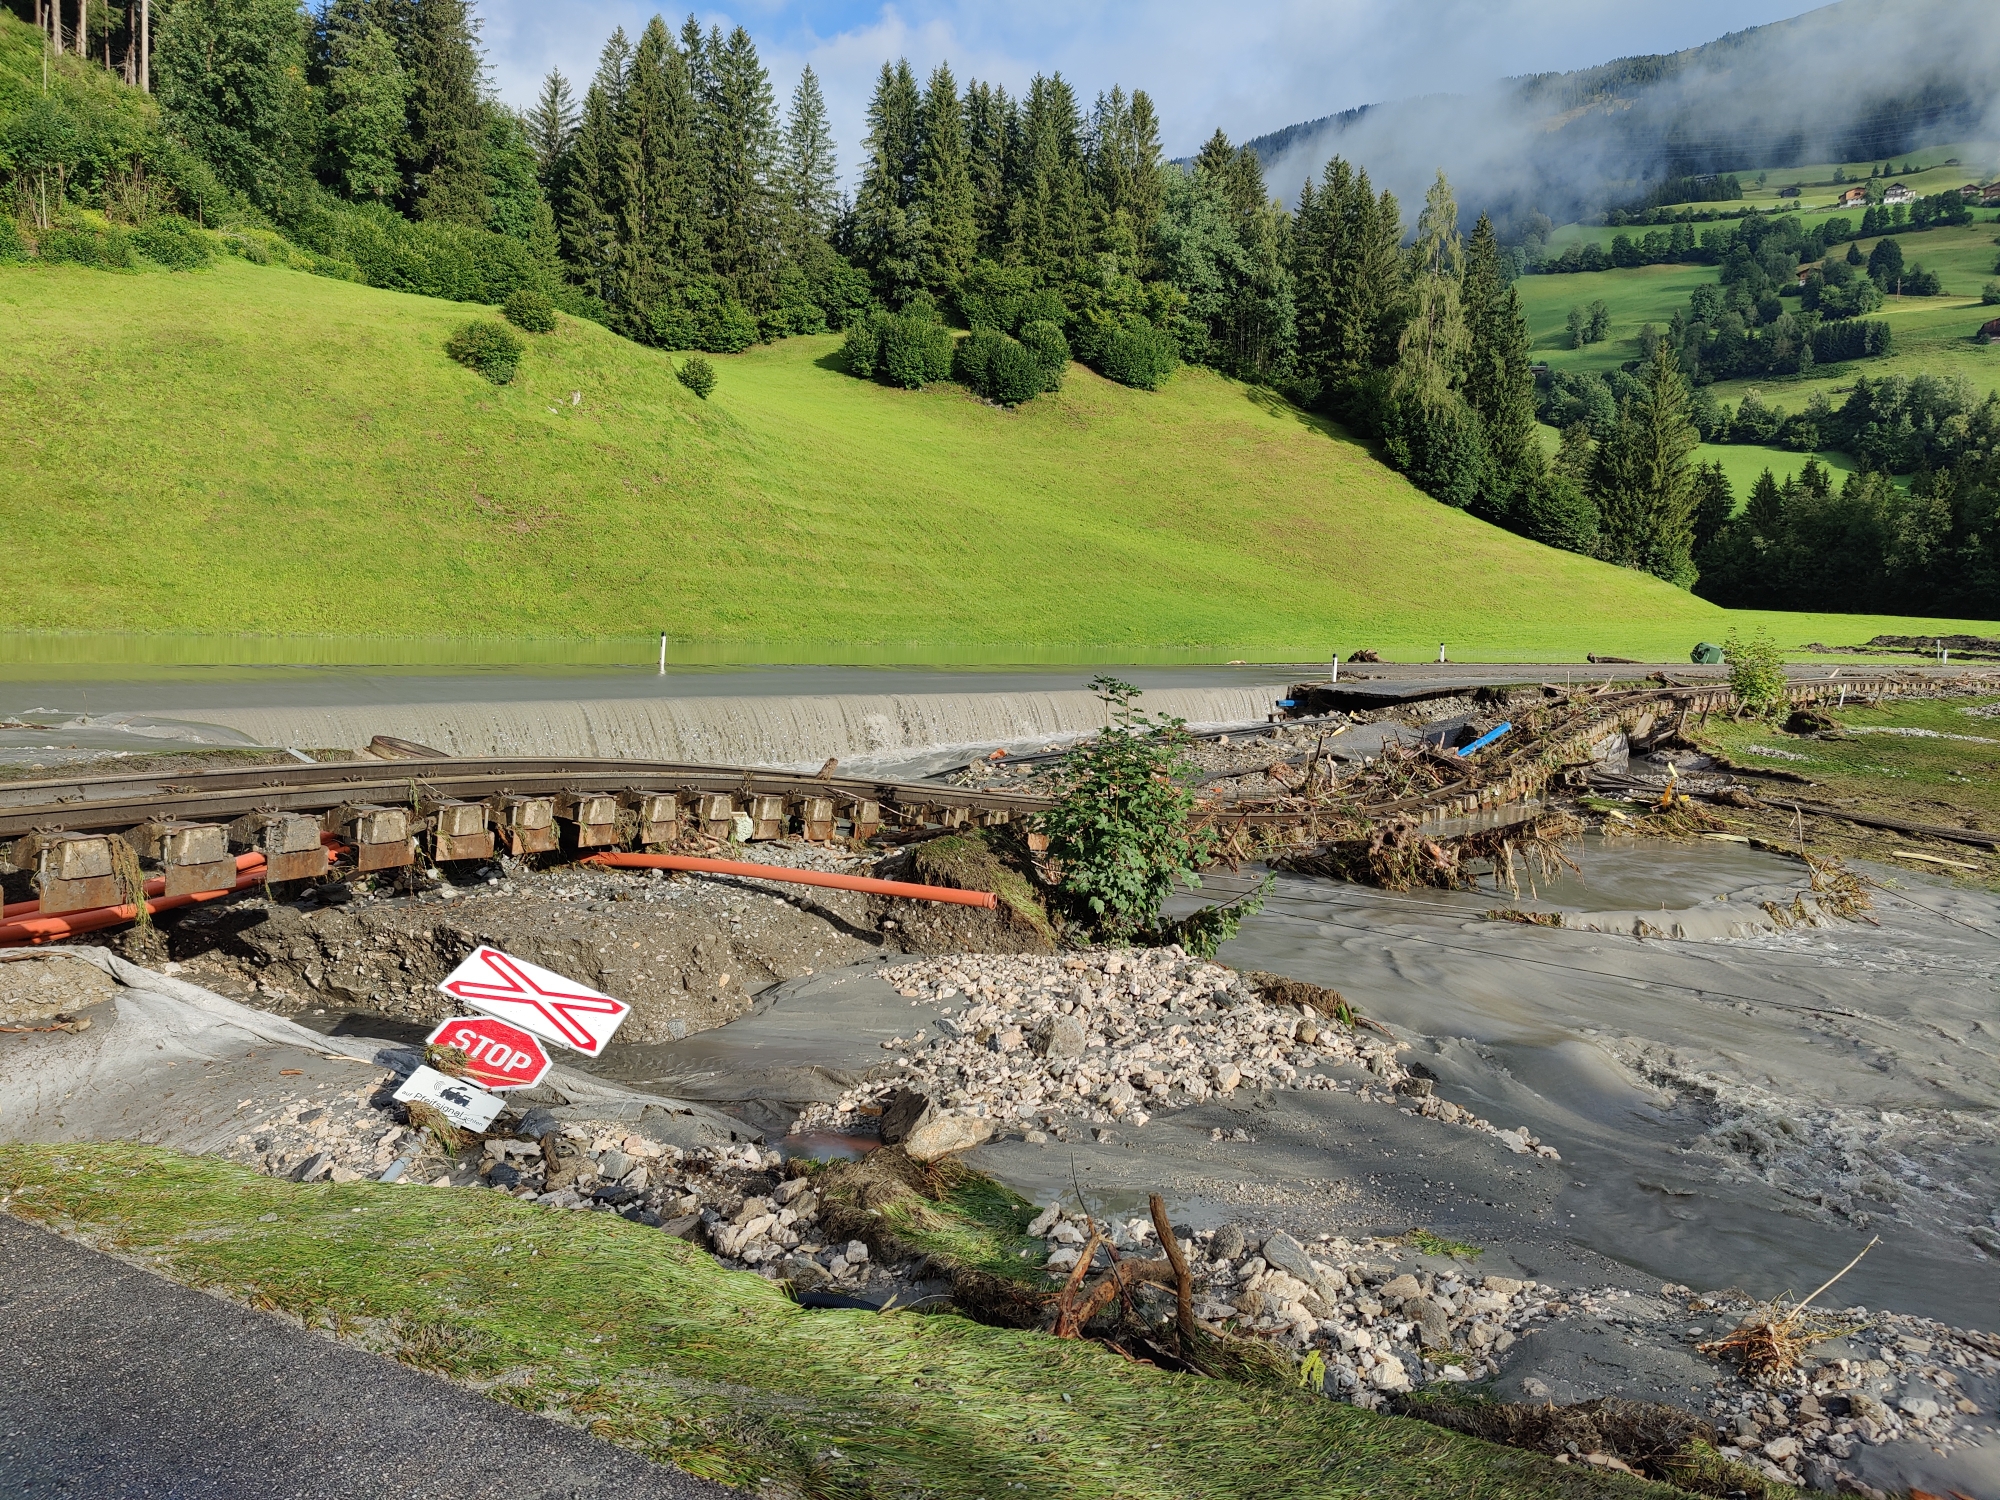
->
1192, 839, 2000, 1323
594, 837, 1999, 1331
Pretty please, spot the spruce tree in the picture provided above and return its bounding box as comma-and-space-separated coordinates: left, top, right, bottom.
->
526, 69, 578, 194
1592, 342, 1700, 585
1289, 156, 1401, 423
1461, 212, 1539, 514
703, 25, 776, 299
1086, 86, 1161, 270
402, 0, 487, 224
778, 65, 838, 244
852, 59, 922, 302
963, 80, 1013, 259
321, 7, 407, 203
914, 61, 974, 295
617, 15, 704, 318
1384, 172, 1483, 506
1008, 74, 1089, 292
559, 29, 629, 301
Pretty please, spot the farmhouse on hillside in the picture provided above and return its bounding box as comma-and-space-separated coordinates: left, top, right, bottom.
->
1779, 185, 1801, 198
1836, 186, 1869, 208
1882, 183, 1917, 206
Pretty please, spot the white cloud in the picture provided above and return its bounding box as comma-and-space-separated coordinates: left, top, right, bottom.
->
474, 0, 1873, 193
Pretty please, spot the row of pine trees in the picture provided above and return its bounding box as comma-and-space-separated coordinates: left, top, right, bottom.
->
87, 0, 1710, 587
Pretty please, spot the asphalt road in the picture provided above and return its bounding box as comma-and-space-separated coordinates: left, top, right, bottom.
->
0, 1215, 739, 1500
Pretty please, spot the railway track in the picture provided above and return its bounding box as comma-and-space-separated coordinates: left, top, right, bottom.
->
0, 672, 1960, 921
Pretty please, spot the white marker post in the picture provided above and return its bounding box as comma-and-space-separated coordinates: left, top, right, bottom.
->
659, 632, 667, 675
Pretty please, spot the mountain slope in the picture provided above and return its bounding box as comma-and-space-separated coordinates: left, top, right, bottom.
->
1, 256, 1989, 655
1246, 0, 2000, 227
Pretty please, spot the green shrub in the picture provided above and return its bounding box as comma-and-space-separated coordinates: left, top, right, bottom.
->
501, 286, 557, 334
0, 218, 25, 262
130, 216, 212, 270
1982, 280, 2000, 306
982, 339, 1045, 405
1723, 630, 1788, 719
1040, 678, 1216, 943
878, 313, 954, 389
39, 225, 134, 268
445, 320, 525, 385
1018, 319, 1070, 391
677, 356, 716, 399
951, 326, 1005, 392
841, 311, 885, 378
1098, 323, 1179, 390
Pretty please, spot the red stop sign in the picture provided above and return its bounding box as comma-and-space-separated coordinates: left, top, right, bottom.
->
425, 1015, 552, 1091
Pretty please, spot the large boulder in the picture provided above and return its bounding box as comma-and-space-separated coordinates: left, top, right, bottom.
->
902, 1112, 994, 1162
877, 1088, 938, 1145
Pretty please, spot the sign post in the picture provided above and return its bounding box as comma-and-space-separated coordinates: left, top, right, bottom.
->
436, 946, 632, 1057
425, 1015, 553, 1091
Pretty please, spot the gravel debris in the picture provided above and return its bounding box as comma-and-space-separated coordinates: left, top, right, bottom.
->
790, 948, 1561, 1160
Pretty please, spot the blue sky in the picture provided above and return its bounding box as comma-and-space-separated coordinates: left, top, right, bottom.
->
477, 0, 1824, 186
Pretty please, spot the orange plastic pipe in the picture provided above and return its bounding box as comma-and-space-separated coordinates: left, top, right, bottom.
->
0, 855, 270, 946
2, 850, 271, 922
582, 851, 999, 908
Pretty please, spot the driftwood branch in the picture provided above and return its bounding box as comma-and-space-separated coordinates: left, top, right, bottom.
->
1149, 1193, 1194, 1343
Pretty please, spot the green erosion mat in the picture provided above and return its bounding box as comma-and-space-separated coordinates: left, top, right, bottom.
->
0, 1143, 1678, 1500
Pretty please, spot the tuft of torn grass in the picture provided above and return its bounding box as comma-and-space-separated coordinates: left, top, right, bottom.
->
1405, 1228, 1483, 1260
0, 1142, 1678, 1500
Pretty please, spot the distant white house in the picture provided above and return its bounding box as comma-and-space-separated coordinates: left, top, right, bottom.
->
1882, 183, 1917, 206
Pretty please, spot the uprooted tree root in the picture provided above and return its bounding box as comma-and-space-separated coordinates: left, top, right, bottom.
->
810, 1149, 1290, 1384
1390, 1391, 1806, 1499
1281, 814, 1583, 895
1698, 1236, 1879, 1383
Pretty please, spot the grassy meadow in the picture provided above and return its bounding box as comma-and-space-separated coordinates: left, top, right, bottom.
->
0, 1143, 1675, 1500
5, 254, 1988, 658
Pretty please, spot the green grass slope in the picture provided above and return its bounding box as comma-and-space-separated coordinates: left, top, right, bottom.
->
1, 257, 1990, 656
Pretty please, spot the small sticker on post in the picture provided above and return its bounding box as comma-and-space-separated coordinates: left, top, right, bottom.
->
393, 1064, 505, 1132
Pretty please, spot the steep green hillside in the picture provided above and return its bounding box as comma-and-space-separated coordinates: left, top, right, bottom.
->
1, 256, 1989, 655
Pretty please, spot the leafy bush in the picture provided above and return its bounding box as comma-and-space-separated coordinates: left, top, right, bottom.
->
38, 225, 133, 268
501, 287, 557, 334
1018, 319, 1070, 391
1723, 630, 1788, 720
291, 201, 545, 305
955, 328, 1047, 405
1982, 280, 2000, 306
677, 356, 716, 399
1039, 678, 1217, 942
130, 216, 211, 270
1098, 322, 1179, 390
0, 218, 25, 262
445, 320, 524, 385
878, 313, 954, 389
841, 309, 886, 378
647, 281, 758, 352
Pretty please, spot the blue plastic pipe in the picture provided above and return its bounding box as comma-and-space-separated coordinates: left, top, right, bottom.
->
1457, 722, 1511, 757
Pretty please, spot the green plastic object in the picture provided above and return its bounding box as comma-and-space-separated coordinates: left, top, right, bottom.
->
1690, 642, 1724, 664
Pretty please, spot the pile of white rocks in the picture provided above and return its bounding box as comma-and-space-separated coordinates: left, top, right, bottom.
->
1026, 1205, 1548, 1406
794, 948, 1559, 1161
